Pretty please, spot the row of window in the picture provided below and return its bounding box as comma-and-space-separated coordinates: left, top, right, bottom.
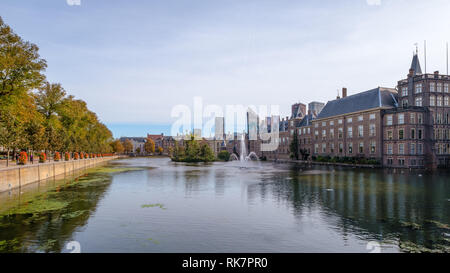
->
386, 143, 424, 155
386, 128, 423, 140
386, 113, 423, 125
313, 114, 376, 128
386, 158, 424, 166
402, 82, 450, 96
314, 124, 377, 139
314, 142, 377, 155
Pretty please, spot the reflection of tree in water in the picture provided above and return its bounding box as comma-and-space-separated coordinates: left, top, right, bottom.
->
250, 165, 449, 252
0, 173, 113, 253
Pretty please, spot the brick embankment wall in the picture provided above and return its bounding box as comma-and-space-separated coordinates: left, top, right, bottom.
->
0, 156, 118, 193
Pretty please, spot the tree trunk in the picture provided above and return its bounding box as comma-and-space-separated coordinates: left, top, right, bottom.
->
6, 148, 9, 167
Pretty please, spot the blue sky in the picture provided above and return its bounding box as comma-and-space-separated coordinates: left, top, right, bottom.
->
1, 0, 450, 138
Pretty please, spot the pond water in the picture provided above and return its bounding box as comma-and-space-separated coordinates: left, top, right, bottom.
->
0, 157, 449, 253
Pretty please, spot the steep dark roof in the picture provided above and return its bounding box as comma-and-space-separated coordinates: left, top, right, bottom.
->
410, 53, 422, 75
317, 87, 398, 120
297, 114, 314, 127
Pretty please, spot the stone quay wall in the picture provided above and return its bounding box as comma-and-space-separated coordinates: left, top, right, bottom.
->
0, 156, 118, 193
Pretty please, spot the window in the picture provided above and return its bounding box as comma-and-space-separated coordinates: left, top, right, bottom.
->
411, 128, 416, 139
387, 115, 393, 125
314, 144, 319, 154
358, 115, 363, 122
347, 127, 353, 138
322, 130, 326, 139
339, 143, 343, 153
410, 113, 415, 124
418, 143, 423, 154
398, 114, 404, 124
415, 96, 423, 106
410, 143, 416, 155
430, 82, 436, 92
358, 125, 364, 137
402, 87, 408, 96
338, 128, 343, 139
399, 129, 404, 140
369, 124, 376, 137
322, 143, 326, 153
430, 95, 436, 106
298, 129, 302, 135
348, 143, 353, 154
399, 144, 405, 155
437, 96, 443, 106
330, 129, 334, 138
418, 113, 423, 124
315, 130, 319, 136
445, 83, 449, 93
387, 130, 393, 140
314, 123, 318, 128
437, 83, 443, 92
347, 117, 353, 123
359, 142, 364, 154
338, 119, 343, 124
330, 121, 334, 126
398, 159, 405, 166
330, 143, 335, 153
418, 129, 423, 140
387, 158, 393, 165
445, 96, 449, 106
370, 114, 376, 120
370, 142, 376, 154
387, 144, 393, 155
402, 99, 408, 108
415, 83, 423, 94
322, 122, 326, 127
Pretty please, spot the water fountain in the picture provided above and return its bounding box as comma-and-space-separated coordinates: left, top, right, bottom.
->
229, 134, 259, 164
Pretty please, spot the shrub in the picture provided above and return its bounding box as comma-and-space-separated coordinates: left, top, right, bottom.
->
18, 151, 28, 165
217, 150, 231, 162
39, 152, 47, 163
74, 152, 79, 160
64, 152, 70, 161
54, 152, 61, 161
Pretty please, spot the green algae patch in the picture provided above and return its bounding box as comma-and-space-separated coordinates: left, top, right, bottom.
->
399, 241, 449, 253
0, 239, 21, 252
61, 210, 88, 219
141, 203, 166, 210
1, 199, 68, 217
89, 167, 145, 174
37, 239, 58, 252
147, 238, 160, 244
400, 221, 422, 230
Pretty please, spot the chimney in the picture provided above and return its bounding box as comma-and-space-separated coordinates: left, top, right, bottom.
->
342, 87, 347, 98
336, 89, 340, 100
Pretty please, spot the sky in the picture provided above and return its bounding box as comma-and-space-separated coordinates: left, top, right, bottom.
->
1, 0, 450, 138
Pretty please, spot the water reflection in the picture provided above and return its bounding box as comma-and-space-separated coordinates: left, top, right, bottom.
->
0, 158, 448, 253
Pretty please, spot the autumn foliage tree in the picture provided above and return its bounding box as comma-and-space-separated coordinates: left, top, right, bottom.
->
144, 137, 155, 154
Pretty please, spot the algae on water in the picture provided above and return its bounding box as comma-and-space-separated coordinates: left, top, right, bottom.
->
141, 203, 166, 210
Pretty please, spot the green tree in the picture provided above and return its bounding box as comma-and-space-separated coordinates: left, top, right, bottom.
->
289, 129, 299, 160
110, 139, 124, 154
217, 150, 230, 161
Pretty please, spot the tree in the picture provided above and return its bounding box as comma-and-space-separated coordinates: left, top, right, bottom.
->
144, 137, 155, 154
218, 150, 230, 161
200, 143, 215, 162
157, 147, 163, 155
289, 129, 299, 160
110, 139, 124, 154
0, 16, 47, 165
136, 146, 141, 154
123, 139, 133, 154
